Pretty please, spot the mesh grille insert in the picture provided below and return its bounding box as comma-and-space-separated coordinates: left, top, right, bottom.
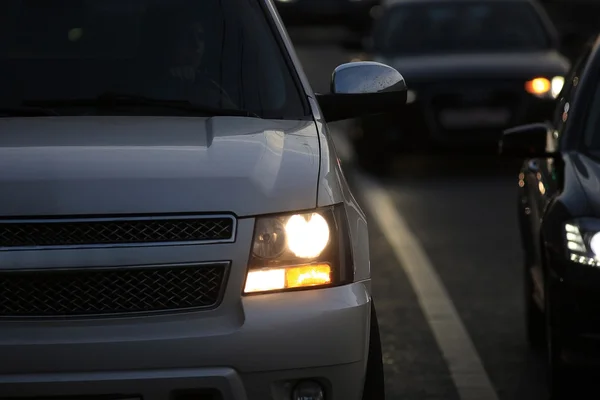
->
0, 264, 227, 317
0, 216, 235, 248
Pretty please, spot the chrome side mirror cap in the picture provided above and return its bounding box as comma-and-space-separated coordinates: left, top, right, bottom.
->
316, 61, 407, 122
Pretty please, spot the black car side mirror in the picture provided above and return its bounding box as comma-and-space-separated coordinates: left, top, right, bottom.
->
499, 122, 557, 158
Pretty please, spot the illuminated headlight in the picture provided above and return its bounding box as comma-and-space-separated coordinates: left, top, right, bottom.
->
243, 205, 353, 294
564, 219, 600, 266
525, 76, 564, 99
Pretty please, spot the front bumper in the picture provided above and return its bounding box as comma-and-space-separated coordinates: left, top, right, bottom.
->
0, 213, 371, 400
0, 363, 366, 400
0, 282, 371, 400
356, 81, 558, 152
547, 252, 600, 366
419, 96, 555, 149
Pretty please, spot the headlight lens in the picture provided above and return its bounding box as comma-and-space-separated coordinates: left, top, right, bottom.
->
244, 205, 353, 294
525, 76, 564, 99
564, 219, 600, 266
252, 218, 287, 258
285, 213, 330, 258
551, 76, 565, 98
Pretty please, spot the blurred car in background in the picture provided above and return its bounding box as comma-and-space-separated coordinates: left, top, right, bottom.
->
274, 0, 380, 37
347, 0, 570, 174
499, 34, 600, 400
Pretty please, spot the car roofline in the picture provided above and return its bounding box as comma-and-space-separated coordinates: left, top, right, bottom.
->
380, 0, 560, 48
384, 0, 535, 7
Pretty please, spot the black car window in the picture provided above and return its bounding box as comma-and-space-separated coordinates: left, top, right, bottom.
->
0, 0, 308, 119
580, 43, 600, 150
553, 45, 591, 135
373, 0, 552, 56
583, 82, 600, 149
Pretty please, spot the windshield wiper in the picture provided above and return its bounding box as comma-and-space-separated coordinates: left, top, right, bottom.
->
23, 92, 261, 118
0, 106, 59, 117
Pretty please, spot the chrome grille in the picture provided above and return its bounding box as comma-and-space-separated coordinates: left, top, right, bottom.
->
0, 263, 228, 317
0, 216, 235, 248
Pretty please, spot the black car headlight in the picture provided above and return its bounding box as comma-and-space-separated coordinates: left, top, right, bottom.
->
564, 218, 600, 266
525, 76, 564, 99
243, 205, 353, 294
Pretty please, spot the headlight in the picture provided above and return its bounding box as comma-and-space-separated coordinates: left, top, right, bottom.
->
564, 219, 600, 266
525, 76, 564, 99
406, 90, 417, 104
243, 205, 353, 294
551, 76, 565, 98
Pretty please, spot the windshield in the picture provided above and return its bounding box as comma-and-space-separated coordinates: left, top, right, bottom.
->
0, 0, 308, 119
373, 1, 552, 56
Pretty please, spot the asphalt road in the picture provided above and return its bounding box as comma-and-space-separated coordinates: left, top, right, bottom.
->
288, 27, 551, 400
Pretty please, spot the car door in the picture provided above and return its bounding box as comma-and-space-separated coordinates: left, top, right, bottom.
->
523, 46, 591, 294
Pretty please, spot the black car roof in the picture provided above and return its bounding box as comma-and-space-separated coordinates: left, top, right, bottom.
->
383, 0, 534, 6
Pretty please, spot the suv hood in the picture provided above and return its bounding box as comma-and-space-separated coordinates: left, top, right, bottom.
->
0, 116, 320, 217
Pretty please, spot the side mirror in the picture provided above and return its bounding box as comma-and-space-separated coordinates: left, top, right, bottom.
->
499, 122, 556, 157
316, 61, 407, 122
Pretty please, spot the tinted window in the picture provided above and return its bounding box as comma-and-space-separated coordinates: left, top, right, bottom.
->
582, 49, 600, 149
553, 46, 590, 134
0, 0, 307, 119
373, 1, 552, 56
583, 82, 600, 149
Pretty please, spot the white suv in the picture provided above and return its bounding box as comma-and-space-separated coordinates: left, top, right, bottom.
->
0, 0, 407, 399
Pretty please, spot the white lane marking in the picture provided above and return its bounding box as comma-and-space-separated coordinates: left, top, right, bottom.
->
355, 174, 499, 400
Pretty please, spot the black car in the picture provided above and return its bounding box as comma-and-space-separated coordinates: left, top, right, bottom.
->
349, 0, 570, 174
500, 35, 600, 399
274, 0, 380, 36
